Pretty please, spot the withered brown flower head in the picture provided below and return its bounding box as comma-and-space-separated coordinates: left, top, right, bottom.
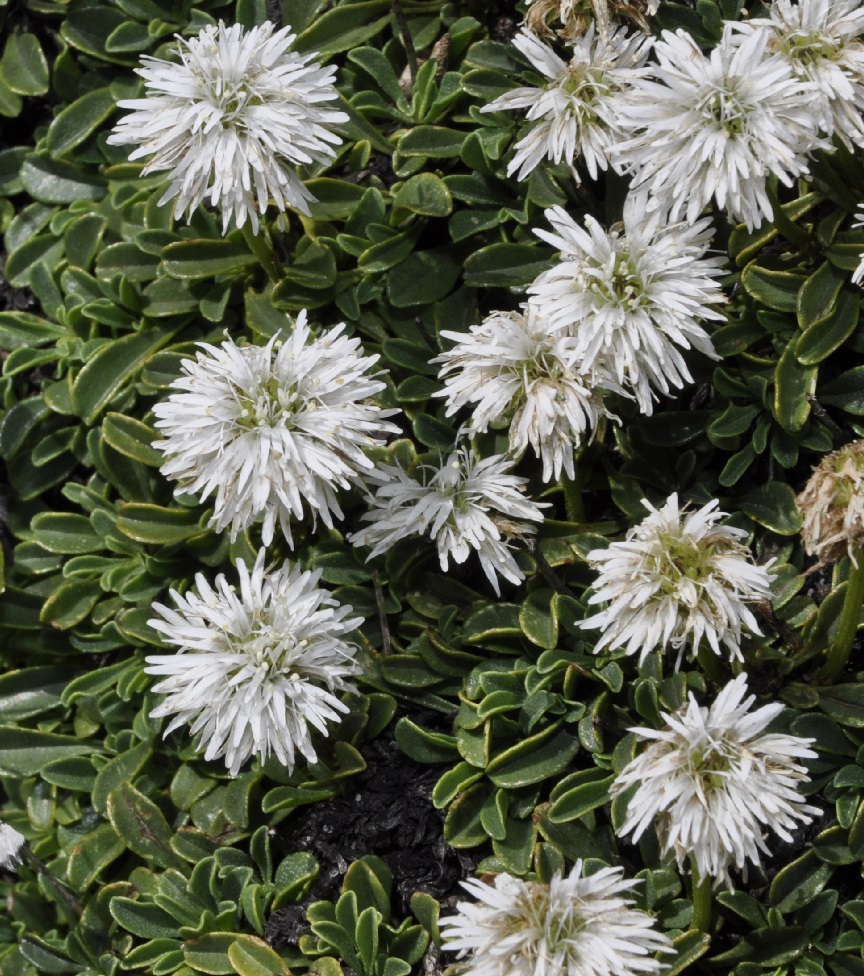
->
798, 439, 864, 566
525, 0, 657, 40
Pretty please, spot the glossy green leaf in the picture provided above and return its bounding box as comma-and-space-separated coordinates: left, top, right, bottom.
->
775, 339, 816, 432
107, 782, 185, 870
464, 243, 554, 287
0, 33, 49, 96
162, 239, 258, 279
45, 88, 116, 156
72, 329, 176, 424
0, 726, 95, 775
228, 935, 292, 976
739, 482, 803, 535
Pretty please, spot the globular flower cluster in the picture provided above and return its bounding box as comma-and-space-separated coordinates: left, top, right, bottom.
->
481, 25, 651, 182
109, 21, 348, 233
350, 448, 547, 595
581, 494, 776, 667
440, 863, 672, 976
530, 202, 726, 414
146, 551, 361, 777
435, 306, 619, 481
153, 312, 399, 547
612, 675, 818, 886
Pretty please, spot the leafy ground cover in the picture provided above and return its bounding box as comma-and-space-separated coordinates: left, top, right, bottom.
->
3, 2, 864, 976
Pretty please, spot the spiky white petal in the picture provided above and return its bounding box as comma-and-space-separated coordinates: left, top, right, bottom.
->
152, 312, 400, 547
581, 493, 776, 666
146, 551, 361, 777
108, 21, 348, 233
612, 27, 825, 230
435, 305, 620, 481
349, 447, 546, 595
732, 0, 864, 149
440, 863, 672, 976
0, 821, 24, 871
528, 201, 725, 413
481, 26, 651, 181
612, 675, 818, 886
853, 204, 864, 286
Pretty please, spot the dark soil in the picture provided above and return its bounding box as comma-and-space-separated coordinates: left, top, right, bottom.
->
265, 723, 476, 949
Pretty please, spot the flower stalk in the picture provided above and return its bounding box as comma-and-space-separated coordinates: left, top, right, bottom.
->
241, 222, 282, 283
822, 553, 864, 682
691, 865, 712, 933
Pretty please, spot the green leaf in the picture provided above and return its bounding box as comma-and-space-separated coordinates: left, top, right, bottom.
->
769, 849, 834, 912
107, 782, 185, 870
487, 727, 580, 789
398, 126, 464, 159
0, 726, 94, 776
294, 0, 392, 57
431, 762, 484, 808
663, 930, 711, 976
72, 328, 176, 424
40, 579, 102, 630
464, 243, 554, 287
412, 413, 456, 450
67, 823, 126, 889
31, 512, 102, 554
395, 717, 458, 763
520, 590, 558, 649
392, 173, 453, 218
93, 741, 152, 816
0, 33, 49, 96
547, 775, 614, 823
45, 88, 116, 157
21, 153, 107, 204
0, 667, 68, 720
444, 782, 492, 847
0, 311, 66, 349
109, 897, 179, 939
183, 932, 237, 976
387, 248, 461, 307
18, 937, 79, 974
775, 339, 816, 432
818, 685, 864, 728
116, 503, 204, 545
741, 262, 804, 312
797, 284, 860, 365
103, 413, 163, 466
820, 367, 864, 415
163, 239, 258, 279
797, 260, 845, 329
228, 936, 292, 976
739, 482, 803, 535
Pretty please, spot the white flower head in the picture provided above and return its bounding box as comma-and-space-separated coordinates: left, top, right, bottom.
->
612, 27, 824, 230
529, 201, 725, 413
153, 312, 400, 547
733, 0, 864, 149
797, 438, 864, 566
581, 493, 776, 666
440, 863, 672, 976
349, 447, 546, 595
853, 204, 864, 286
108, 21, 349, 233
480, 26, 651, 182
146, 550, 361, 777
525, 0, 661, 41
435, 305, 620, 481
611, 675, 819, 886
0, 821, 25, 871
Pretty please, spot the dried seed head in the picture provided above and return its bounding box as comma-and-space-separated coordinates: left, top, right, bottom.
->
798, 439, 864, 566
